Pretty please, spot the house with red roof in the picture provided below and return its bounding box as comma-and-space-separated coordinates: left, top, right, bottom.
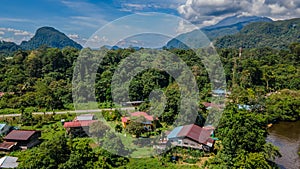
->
63, 114, 98, 137
121, 112, 158, 131
167, 124, 215, 151
63, 120, 98, 137
0, 130, 41, 151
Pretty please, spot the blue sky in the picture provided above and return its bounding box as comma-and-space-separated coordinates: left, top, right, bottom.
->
0, 0, 299, 46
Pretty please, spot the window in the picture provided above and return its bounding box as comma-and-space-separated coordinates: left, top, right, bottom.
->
178, 140, 182, 144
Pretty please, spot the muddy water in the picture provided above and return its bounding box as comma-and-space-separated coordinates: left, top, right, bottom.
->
267, 121, 300, 169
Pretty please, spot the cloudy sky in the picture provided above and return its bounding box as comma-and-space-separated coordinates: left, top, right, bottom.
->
0, 0, 299, 46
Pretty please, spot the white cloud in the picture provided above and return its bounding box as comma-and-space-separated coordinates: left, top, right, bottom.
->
61, 0, 101, 14
176, 20, 198, 34
68, 34, 79, 39
118, 0, 186, 12
269, 3, 288, 14
14, 31, 32, 36
0, 27, 33, 44
178, 0, 300, 27
0, 17, 31, 23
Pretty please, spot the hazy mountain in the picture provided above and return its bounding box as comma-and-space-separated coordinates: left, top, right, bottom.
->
165, 15, 273, 49
215, 18, 300, 49
20, 27, 82, 50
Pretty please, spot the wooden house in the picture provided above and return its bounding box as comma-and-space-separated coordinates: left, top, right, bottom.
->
167, 124, 215, 151
0, 130, 41, 151
121, 112, 157, 131
63, 120, 98, 137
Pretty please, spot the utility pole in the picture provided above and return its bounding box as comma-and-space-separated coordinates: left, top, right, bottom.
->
233, 47, 242, 86
232, 47, 242, 103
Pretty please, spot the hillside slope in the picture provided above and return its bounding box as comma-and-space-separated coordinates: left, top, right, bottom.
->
166, 15, 272, 49
215, 18, 300, 49
20, 27, 82, 50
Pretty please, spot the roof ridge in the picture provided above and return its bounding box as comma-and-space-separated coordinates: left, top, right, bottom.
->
186, 124, 196, 135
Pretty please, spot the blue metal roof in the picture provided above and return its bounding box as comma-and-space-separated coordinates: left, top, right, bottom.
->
238, 104, 251, 110
0, 123, 7, 130
167, 126, 183, 139
212, 89, 226, 94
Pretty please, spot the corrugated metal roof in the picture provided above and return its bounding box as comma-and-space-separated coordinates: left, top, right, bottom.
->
74, 114, 95, 121
122, 112, 157, 123
130, 112, 155, 121
0, 156, 18, 168
178, 124, 202, 142
63, 120, 98, 128
0, 123, 7, 130
4, 130, 40, 141
0, 142, 17, 150
167, 124, 215, 146
167, 126, 183, 139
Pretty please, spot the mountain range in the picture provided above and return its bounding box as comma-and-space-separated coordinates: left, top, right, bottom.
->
1, 15, 300, 55
166, 15, 273, 49
166, 16, 300, 49
0, 27, 82, 55
215, 18, 300, 49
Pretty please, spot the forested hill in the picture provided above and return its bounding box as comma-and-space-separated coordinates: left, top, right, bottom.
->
215, 18, 300, 49
20, 27, 82, 50
165, 15, 272, 49
0, 41, 20, 56
0, 27, 82, 55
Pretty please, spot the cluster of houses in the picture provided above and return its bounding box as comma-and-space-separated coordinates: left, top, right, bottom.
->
0, 105, 218, 168
62, 111, 217, 152
120, 111, 216, 152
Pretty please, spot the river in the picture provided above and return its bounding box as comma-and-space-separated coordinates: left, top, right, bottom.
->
267, 120, 300, 169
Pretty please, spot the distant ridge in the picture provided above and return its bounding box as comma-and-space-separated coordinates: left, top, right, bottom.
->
215, 18, 300, 49
165, 15, 273, 49
20, 27, 82, 50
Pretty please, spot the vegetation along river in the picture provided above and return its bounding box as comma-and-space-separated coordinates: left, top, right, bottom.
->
267, 120, 300, 169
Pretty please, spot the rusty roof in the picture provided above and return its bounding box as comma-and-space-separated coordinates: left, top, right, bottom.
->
122, 112, 157, 123
0, 142, 17, 150
169, 124, 215, 146
63, 120, 98, 128
4, 130, 40, 141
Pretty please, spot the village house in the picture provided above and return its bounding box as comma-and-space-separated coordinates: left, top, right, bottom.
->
121, 112, 157, 131
63, 120, 98, 137
63, 114, 98, 137
166, 124, 215, 152
0, 130, 41, 151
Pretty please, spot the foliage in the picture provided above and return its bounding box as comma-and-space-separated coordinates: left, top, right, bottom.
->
125, 121, 144, 138
206, 106, 281, 168
215, 18, 300, 49
265, 89, 300, 122
89, 120, 110, 139
16, 131, 128, 169
102, 110, 122, 121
